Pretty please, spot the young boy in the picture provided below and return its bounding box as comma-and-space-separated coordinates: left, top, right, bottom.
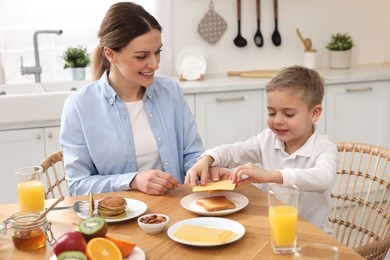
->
185, 65, 338, 235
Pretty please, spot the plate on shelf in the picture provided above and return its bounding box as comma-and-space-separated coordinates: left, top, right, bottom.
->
77, 198, 147, 223
180, 191, 248, 216
167, 217, 245, 247
176, 47, 207, 80
49, 246, 145, 260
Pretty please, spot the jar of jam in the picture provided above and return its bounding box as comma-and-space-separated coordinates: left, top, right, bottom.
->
0, 211, 55, 250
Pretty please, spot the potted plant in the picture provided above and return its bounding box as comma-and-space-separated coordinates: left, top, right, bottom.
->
62, 45, 90, 80
326, 33, 354, 69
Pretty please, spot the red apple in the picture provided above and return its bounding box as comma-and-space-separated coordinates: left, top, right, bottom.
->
53, 231, 87, 256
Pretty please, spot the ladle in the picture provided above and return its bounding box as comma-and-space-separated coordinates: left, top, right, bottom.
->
296, 28, 312, 51
35, 195, 64, 223
254, 0, 264, 47
271, 0, 281, 46
234, 0, 247, 47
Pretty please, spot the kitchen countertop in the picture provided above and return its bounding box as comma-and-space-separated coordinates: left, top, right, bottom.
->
176, 63, 390, 94
1, 63, 390, 130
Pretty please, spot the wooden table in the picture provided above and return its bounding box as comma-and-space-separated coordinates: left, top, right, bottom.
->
0, 185, 364, 259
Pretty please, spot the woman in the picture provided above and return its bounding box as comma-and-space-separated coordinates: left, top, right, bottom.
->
60, 2, 204, 196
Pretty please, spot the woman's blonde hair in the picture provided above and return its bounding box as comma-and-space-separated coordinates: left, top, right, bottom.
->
92, 2, 162, 80
265, 65, 324, 108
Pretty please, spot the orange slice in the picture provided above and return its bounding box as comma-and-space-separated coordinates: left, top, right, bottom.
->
105, 235, 136, 257
86, 237, 122, 260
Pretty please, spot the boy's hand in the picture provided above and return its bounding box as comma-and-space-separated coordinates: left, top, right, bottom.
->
209, 167, 232, 182
185, 156, 214, 188
186, 156, 234, 188
230, 163, 282, 185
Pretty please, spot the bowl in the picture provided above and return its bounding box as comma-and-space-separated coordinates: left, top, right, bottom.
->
137, 214, 169, 235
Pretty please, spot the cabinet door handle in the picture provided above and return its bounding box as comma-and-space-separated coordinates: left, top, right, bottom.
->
345, 87, 373, 93
47, 133, 53, 138
215, 96, 245, 102
36, 134, 42, 140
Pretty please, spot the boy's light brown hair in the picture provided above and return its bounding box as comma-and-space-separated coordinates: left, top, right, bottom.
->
265, 65, 324, 109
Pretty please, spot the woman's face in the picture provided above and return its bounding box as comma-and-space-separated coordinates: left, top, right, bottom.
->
105, 29, 162, 88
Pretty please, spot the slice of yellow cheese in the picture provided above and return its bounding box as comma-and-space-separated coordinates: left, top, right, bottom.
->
173, 224, 237, 243
192, 180, 236, 192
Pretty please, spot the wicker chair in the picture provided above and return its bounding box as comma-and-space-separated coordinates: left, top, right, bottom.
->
39, 150, 70, 199
329, 142, 390, 260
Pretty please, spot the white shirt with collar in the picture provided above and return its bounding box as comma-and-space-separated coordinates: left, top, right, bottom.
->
203, 126, 338, 235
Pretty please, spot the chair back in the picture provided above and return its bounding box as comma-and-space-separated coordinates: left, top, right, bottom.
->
330, 142, 390, 259
39, 150, 70, 199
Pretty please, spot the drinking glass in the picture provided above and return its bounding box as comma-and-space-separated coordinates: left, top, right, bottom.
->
268, 184, 299, 254
15, 166, 44, 211
294, 243, 339, 259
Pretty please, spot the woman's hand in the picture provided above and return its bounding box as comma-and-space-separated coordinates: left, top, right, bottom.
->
130, 170, 180, 195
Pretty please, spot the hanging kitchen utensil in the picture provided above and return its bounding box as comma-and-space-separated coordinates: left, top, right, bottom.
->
254, 0, 264, 47
198, 0, 227, 45
271, 0, 281, 46
234, 0, 247, 47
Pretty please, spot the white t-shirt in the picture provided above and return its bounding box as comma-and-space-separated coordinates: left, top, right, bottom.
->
203, 126, 338, 235
125, 100, 163, 172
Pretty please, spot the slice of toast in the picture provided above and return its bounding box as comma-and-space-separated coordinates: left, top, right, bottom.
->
196, 196, 236, 212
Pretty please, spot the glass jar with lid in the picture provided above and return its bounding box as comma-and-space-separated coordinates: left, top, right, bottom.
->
0, 211, 55, 250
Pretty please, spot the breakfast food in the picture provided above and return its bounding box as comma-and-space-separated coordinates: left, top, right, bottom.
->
57, 251, 87, 260
173, 224, 237, 243
79, 216, 108, 241
105, 235, 136, 257
139, 214, 167, 224
196, 196, 236, 212
97, 196, 127, 218
86, 237, 122, 260
53, 231, 87, 256
192, 180, 236, 193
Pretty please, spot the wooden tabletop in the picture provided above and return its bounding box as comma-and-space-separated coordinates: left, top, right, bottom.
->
0, 184, 364, 260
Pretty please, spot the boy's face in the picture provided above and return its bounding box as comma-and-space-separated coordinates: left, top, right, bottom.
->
266, 89, 322, 153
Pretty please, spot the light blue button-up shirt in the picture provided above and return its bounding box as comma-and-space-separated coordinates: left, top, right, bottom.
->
60, 72, 204, 196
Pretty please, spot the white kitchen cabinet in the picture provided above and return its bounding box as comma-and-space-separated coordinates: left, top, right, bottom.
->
325, 81, 390, 147
184, 93, 195, 115
0, 126, 61, 204
195, 89, 263, 149
42, 126, 62, 155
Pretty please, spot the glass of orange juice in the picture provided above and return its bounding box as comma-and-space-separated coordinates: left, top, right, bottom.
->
15, 166, 45, 211
268, 184, 299, 254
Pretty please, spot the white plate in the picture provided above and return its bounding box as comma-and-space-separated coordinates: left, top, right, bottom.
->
176, 48, 207, 80
181, 191, 249, 216
127, 246, 146, 260
49, 246, 145, 260
167, 217, 245, 247
77, 198, 147, 223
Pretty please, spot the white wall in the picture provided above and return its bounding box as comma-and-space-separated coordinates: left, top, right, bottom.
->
173, 0, 390, 73
1, 0, 390, 83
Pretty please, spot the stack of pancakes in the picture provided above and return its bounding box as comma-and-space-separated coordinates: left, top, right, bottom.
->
97, 196, 127, 218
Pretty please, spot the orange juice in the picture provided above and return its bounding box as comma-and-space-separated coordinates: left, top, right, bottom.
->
17, 180, 44, 211
269, 205, 297, 247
